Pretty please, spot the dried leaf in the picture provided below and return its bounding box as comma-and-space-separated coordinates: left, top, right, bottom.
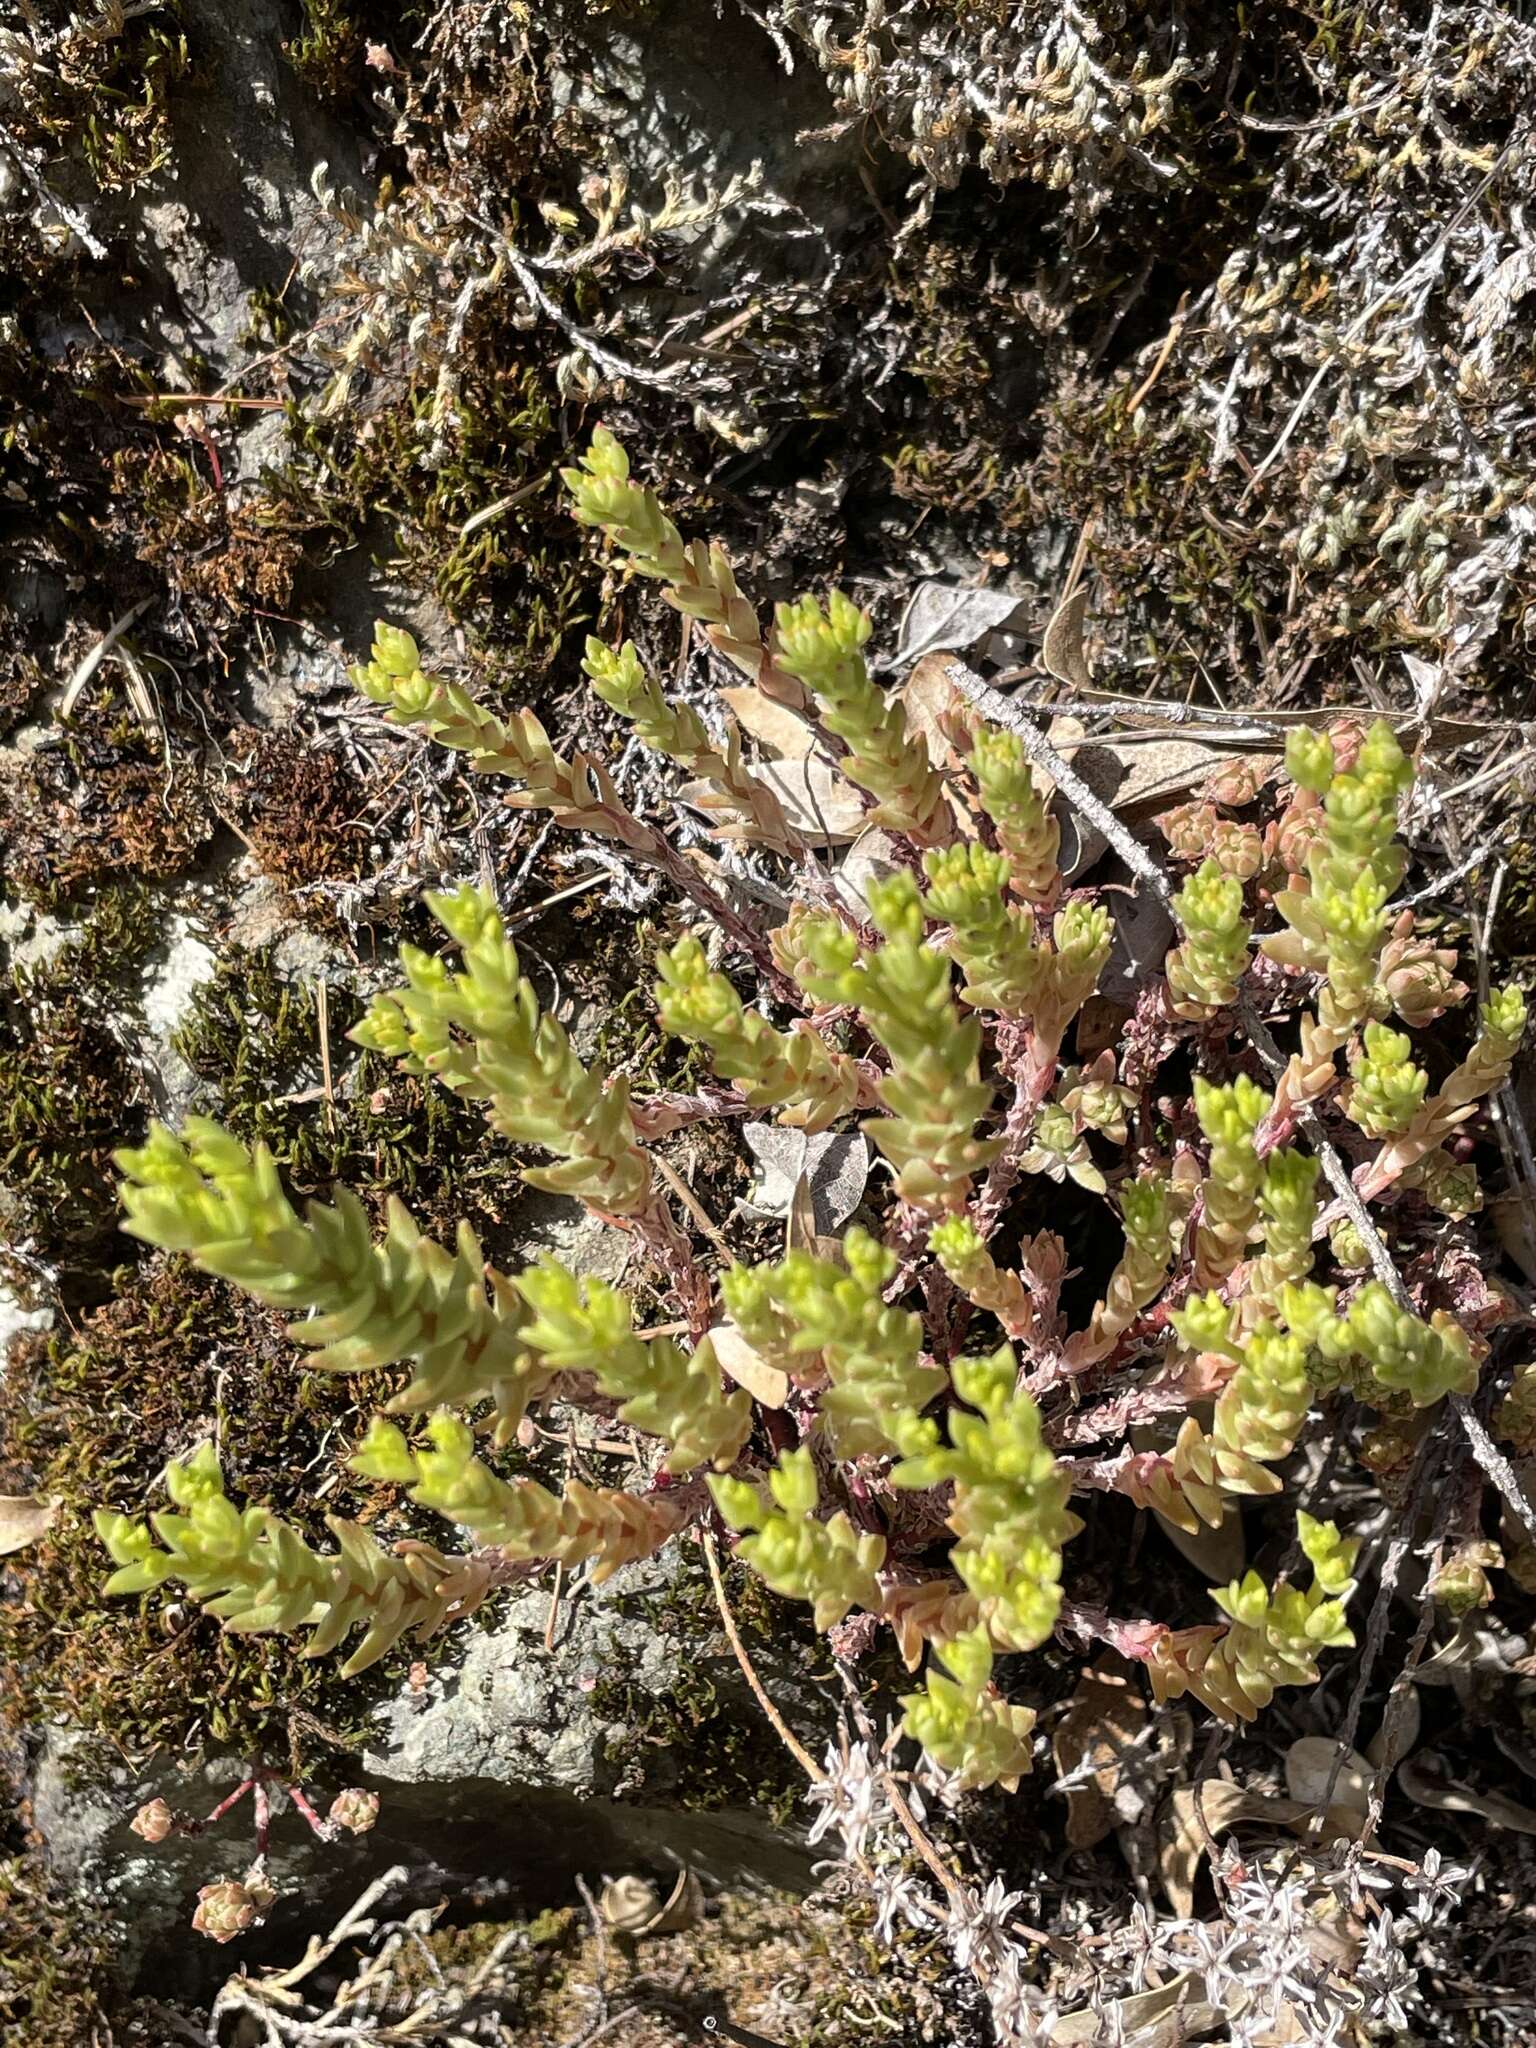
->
0, 1493, 59, 1555
898, 653, 976, 774
709, 1322, 789, 1409
1099, 884, 1176, 1007
1399, 1753, 1536, 1833
1284, 1735, 1372, 1816
1160, 1780, 1360, 1915
1050, 1974, 1223, 2046
896, 581, 1026, 666
786, 1171, 818, 1255
1074, 995, 1133, 1057
1052, 1660, 1149, 1848
1363, 1686, 1421, 1773
599, 1874, 661, 1931
1490, 1194, 1536, 1287
1400, 651, 1444, 719
718, 686, 815, 760
1110, 736, 1247, 820
739, 1126, 871, 1234
1040, 716, 1124, 879
1413, 1614, 1530, 1686
1041, 586, 1092, 691
1129, 1422, 1247, 1582
1160, 1780, 1251, 1915
752, 756, 866, 841
648, 1865, 704, 1933
1156, 1510, 1247, 1585
832, 825, 906, 915
597, 1867, 704, 1935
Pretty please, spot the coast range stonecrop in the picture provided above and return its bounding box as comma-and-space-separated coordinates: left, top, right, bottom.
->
93, 431, 1528, 1810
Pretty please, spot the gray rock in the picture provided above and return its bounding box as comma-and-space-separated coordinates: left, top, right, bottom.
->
124, 0, 365, 381
552, 2, 860, 287
33, 1541, 818, 2006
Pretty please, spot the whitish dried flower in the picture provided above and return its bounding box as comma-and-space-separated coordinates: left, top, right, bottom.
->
1402, 1845, 1472, 1924
871, 1867, 932, 1944
804, 1733, 890, 1862
948, 1873, 1025, 1974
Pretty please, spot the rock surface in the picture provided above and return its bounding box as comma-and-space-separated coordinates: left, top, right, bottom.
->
34, 1537, 818, 2004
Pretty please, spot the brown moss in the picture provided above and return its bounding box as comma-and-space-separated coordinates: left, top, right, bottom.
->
0, 698, 216, 908
0, 967, 145, 1290
228, 724, 368, 900
0, 1841, 154, 2048
0, 9, 190, 198
112, 444, 304, 626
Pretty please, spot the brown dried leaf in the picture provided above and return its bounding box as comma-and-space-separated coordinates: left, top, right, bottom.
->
1161, 1780, 1251, 1916
708, 1323, 789, 1410
752, 756, 866, 840
1156, 1510, 1247, 1587
597, 1867, 703, 1935
1110, 737, 1247, 820
898, 653, 976, 773
1160, 1781, 1360, 1915
1042, 586, 1092, 691
1050, 1974, 1223, 2046
1399, 1753, 1536, 1833
0, 1493, 59, 1556
649, 1866, 704, 1933
718, 686, 815, 760
1052, 1659, 1149, 1848
599, 1874, 661, 1931
832, 825, 905, 915
1284, 1736, 1372, 1816
740, 1126, 871, 1232
786, 1170, 818, 1255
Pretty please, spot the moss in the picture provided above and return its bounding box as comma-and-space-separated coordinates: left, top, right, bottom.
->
2, 9, 191, 198
0, 1260, 412, 1765
0, 880, 203, 1304
1493, 834, 1536, 968
0, 905, 154, 1294
0, 918, 567, 1772
397, 1885, 960, 2048
261, 366, 589, 669
0, 694, 217, 909
227, 724, 368, 906
111, 442, 304, 627
241, 281, 297, 350
169, 943, 516, 1248
0, 1844, 157, 2048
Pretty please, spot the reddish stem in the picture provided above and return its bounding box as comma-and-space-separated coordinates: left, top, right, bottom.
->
286, 1780, 336, 1841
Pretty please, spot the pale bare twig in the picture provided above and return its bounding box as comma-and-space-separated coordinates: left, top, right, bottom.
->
702, 1532, 823, 1780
